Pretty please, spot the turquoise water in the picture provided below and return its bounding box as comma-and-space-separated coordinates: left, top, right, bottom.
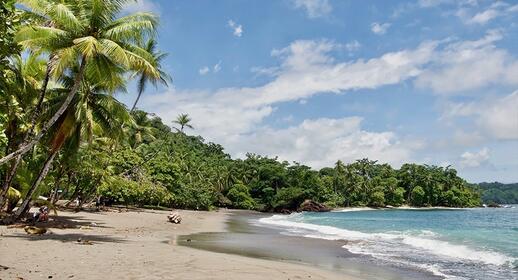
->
259, 207, 518, 280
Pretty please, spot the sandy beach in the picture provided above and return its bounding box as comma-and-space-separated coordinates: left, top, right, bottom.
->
0, 209, 349, 280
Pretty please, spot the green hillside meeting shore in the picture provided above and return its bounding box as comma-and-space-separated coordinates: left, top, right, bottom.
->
1, 1, 517, 280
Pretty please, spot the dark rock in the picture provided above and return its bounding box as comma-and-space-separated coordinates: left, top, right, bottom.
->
487, 202, 501, 208
298, 199, 331, 212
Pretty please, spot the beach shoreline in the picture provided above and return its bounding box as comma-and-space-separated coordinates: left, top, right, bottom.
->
179, 210, 441, 280
0, 208, 349, 280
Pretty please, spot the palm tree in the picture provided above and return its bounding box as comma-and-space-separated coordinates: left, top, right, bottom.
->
0, 0, 160, 207
0, 54, 46, 207
173, 113, 193, 132
127, 110, 157, 148
14, 69, 132, 218
0, 0, 159, 166
130, 39, 171, 112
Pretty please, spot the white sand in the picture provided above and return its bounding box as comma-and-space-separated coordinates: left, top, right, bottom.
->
0, 209, 352, 280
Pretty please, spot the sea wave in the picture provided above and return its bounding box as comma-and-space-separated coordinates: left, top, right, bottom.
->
258, 214, 516, 268
331, 207, 378, 212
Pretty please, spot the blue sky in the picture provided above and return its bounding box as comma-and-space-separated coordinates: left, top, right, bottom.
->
118, 0, 518, 183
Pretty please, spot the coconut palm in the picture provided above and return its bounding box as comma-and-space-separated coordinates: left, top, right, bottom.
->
0, 54, 47, 206
127, 110, 157, 148
0, 0, 159, 166
130, 39, 171, 112
173, 113, 193, 132
0, 0, 161, 208
14, 68, 132, 218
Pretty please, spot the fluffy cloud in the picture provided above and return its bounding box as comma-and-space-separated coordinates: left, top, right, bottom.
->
227, 20, 243, 37
344, 40, 361, 52
292, 0, 332, 18
415, 30, 518, 93
139, 39, 440, 166
198, 66, 210, 75
213, 61, 222, 73
457, 2, 518, 25
444, 91, 518, 140
418, 0, 455, 8
460, 148, 490, 168
230, 117, 417, 168
371, 22, 391, 35
198, 62, 222, 75
121, 0, 160, 14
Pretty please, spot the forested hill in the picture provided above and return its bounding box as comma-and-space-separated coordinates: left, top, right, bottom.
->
0, 1, 480, 217
52, 110, 481, 211
476, 182, 518, 204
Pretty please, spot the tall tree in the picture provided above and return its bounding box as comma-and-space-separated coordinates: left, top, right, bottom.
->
130, 39, 171, 112
173, 113, 193, 132
0, 0, 159, 166
0, 0, 160, 206
14, 69, 132, 218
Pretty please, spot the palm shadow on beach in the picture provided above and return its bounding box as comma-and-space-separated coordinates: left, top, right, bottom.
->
2, 231, 126, 244
2, 213, 126, 244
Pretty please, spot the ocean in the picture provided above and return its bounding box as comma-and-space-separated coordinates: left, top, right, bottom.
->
259, 207, 518, 280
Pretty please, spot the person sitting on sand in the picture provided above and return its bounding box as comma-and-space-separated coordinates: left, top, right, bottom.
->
32, 206, 49, 222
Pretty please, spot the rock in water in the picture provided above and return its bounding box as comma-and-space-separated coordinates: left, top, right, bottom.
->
167, 212, 182, 224
24, 226, 47, 235
298, 199, 331, 212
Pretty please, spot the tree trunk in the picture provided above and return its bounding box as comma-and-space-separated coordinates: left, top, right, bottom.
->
0, 56, 87, 166
0, 158, 21, 207
13, 150, 58, 220
0, 55, 57, 208
65, 183, 81, 208
130, 87, 144, 112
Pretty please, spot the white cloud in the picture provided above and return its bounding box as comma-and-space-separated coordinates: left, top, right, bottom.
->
371, 22, 391, 35
468, 8, 499, 24
231, 117, 417, 168
418, 0, 453, 8
121, 0, 160, 14
344, 40, 361, 52
213, 61, 222, 73
457, 2, 518, 25
444, 91, 518, 140
139, 39, 439, 167
198, 66, 210, 75
460, 147, 490, 168
227, 20, 243, 37
292, 0, 332, 18
415, 30, 518, 93
198, 62, 222, 75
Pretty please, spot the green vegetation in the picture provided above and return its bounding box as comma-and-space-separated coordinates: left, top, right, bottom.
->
476, 182, 518, 204
0, 1, 481, 221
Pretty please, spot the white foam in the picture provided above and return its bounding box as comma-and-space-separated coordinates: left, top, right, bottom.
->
332, 207, 377, 212
258, 214, 516, 268
401, 236, 512, 266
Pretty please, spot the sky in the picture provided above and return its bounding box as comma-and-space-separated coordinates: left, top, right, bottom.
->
118, 0, 518, 183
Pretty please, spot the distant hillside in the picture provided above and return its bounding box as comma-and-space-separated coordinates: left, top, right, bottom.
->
476, 182, 518, 204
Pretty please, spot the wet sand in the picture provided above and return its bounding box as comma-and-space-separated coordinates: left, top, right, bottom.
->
179, 211, 441, 280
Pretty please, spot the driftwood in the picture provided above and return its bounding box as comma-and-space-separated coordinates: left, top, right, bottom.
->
167, 211, 182, 224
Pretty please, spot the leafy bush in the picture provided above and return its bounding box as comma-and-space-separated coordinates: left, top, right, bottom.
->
226, 183, 256, 210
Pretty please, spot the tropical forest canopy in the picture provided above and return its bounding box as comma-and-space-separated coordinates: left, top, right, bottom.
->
0, 0, 482, 220
476, 182, 518, 204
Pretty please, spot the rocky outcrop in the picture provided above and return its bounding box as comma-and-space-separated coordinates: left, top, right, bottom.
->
298, 199, 330, 212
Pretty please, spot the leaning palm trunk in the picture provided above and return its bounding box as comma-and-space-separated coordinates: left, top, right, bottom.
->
0, 55, 57, 207
0, 56, 86, 166
130, 82, 144, 112
13, 150, 58, 220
